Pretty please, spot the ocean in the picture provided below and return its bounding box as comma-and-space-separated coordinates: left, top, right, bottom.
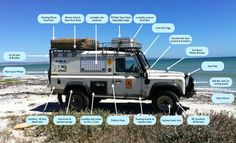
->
0, 57, 236, 90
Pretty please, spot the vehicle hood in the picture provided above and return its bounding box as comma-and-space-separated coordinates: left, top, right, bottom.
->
147, 70, 185, 78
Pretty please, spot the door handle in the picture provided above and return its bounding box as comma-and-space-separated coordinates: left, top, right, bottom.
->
115, 80, 122, 83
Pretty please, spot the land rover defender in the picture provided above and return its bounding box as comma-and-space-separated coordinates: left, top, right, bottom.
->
48, 38, 195, 114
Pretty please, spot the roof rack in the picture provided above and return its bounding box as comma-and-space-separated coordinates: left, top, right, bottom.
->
50, 38, 142, 52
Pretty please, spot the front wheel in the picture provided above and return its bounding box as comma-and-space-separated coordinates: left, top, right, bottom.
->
152, 91, 179, 114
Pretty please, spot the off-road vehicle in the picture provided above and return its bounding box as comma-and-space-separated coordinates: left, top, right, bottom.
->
48, 38, 194, 114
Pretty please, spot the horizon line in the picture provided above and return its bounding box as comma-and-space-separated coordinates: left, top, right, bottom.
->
0, 56, 235, 65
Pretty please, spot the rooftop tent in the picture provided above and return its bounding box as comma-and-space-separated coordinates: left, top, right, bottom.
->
50, 38, 97, 49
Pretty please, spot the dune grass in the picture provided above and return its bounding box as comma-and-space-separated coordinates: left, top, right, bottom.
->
23, 109, 236, 143
0, 78, 19, 86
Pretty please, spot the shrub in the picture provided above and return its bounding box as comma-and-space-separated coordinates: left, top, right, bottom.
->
27, 110, 236, 143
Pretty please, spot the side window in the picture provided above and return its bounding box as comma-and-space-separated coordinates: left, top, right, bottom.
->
116, 57, 139, 72
115, 58, 125, 72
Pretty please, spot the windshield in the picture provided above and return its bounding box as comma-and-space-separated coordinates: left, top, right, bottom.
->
138, 52, 150, 69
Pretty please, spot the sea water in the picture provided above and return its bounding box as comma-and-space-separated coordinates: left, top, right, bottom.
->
0, 57, 235, 90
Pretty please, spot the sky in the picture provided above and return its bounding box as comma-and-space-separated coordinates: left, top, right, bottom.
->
0, 0, 235, 62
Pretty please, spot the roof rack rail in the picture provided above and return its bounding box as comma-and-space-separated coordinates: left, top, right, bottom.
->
50, 38, 142, 52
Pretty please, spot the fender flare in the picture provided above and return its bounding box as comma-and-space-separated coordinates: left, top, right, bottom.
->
63, 81, 90, 95
149, 82, 183, 98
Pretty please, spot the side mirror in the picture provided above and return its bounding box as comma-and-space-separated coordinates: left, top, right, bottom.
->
145, 79, 150, 84
143, 72, 150, 84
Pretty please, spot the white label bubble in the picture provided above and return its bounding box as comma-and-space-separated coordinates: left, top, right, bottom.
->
160, 115, 183, 125
211, 93, 234, 104
26, 116, 49, 125
3, 51, 26, 62
62, 14, 84, 24
186, 46, 208, 56
110, 14, 132, 24
187, 116, 210, 125
169, 35, 192, 45
86, 14, 108, 24
133, 115, 156, 125
80, 115, 103, 125
53, 115, 76, 125
38, 14, 60, 24
3, 67, 26, 76
201, 61, 224, 71
107, 115, 129, 125
209, 77, 232, 87
152, 23, 175, 33
134, 14, 156, 24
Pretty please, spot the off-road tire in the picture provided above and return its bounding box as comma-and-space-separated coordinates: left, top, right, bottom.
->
66, 89, 89, 111
152, 91, 179, 115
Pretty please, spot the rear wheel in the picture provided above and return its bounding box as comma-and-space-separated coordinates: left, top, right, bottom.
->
58, 90, 90, 112
69, 90, 89, 111
152, 91, 179, 114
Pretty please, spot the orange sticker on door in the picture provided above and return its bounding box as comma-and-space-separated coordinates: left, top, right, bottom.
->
125, 79, 132, 89
107, 58, 113, 66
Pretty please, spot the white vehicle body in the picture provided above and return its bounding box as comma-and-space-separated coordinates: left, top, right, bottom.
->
48, 38, 195, 113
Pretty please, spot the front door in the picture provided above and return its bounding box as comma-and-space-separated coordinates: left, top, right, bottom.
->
112, 56, 142, 97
